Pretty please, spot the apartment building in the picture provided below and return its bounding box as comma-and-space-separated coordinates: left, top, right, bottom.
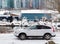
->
44, 0, 58, 10
58, 0, 60, 12
2, 0, 7, 8
2, 0, 14, 9
14, 0, 21, 9
14, 0, 58, 10
0, 0, 58, 10
0, 0, 2, 8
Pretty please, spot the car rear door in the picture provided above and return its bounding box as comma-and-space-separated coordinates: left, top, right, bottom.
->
27, 25, 43, 36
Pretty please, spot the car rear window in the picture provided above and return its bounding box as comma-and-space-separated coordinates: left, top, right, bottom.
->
42, 26, 51, 29
58, 25, 60, 27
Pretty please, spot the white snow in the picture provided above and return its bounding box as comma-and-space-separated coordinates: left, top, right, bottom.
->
0, 32, 60, 44
21, 10, 59, 13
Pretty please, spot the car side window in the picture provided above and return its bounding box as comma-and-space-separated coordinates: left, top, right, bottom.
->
41, 25, 51, 29
30, 25, 51, 29
36, 25, 42, 29
36, 25, 51, 29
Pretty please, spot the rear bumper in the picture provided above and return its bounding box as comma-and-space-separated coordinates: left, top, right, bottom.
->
52, 35, 56, 37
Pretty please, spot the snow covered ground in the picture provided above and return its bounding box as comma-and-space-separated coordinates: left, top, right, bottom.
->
0, 32, 60, 44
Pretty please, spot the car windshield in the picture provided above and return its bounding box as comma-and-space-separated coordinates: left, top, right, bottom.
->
29, 26, 36, 29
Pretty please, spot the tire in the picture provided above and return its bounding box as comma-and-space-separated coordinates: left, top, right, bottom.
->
44, 34, 51, 40
19, 34, 26, 40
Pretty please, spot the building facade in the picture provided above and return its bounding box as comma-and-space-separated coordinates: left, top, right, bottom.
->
2, 0, 7, 8
14, 0, 58, 10
14, 0, 21, 9
0, 0, 58, 10
14, 0, 44, 9
44, 0, 58, 10
57, 0, 60, 12
0, 0, 2, 8
2, 0, 14, 9
8, 0, 14, 8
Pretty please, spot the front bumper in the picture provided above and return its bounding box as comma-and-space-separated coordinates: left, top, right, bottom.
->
14, 31, 19, 37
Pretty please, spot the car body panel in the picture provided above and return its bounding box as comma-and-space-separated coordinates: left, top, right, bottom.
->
14, 25, 56, 37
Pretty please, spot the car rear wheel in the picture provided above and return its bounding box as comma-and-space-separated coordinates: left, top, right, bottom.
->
19, 34, 26, 40
44, 34, 51, 40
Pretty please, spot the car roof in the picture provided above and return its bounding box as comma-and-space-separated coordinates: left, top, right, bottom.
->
34, 25, 51, 27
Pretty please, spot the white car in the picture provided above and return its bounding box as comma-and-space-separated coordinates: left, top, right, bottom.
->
14, 25, 56, 40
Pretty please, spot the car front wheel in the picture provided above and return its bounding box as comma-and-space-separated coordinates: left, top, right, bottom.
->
19, 34, 26, 40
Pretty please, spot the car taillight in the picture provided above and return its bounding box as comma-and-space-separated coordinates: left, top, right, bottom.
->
52, 26, 55, 32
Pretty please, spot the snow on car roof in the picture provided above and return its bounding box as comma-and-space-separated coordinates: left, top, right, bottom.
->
0, 15, 10, 17
21, 10, 59, 13
0, 10, 10, 14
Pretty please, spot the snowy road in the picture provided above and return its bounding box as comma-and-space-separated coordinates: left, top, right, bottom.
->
0, 32, 60, 44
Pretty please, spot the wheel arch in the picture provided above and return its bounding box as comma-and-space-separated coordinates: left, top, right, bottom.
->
18, 32, 27, 37
43, 33, 52, 36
